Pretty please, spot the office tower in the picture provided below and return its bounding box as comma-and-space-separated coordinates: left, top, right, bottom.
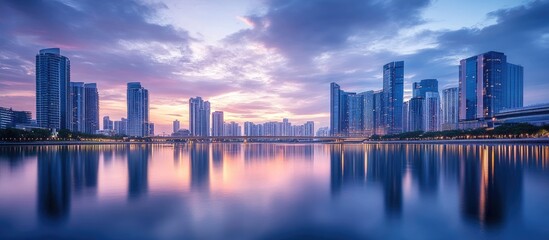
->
442, 87, 459, 130
359, 91, 375, 136
36, 48, 70, 130
173, 119, 180, 133
127, 82, 149, 137
70, 82, 85, 132
330, 82, 345, 136
505, 63, 524, 109
373, 90, 384, 135
458, 51, 523, 127
346, 93, 364, 136
304, 121, 315, 136
189, 97, 210, 137
114, 118, 127, 135
382, 61, 404, 134
103, 116, 113, 130
211, 111, 224, 136
402, 101, 409, 132
424, 92, 441, 132
408, 97, 424, 132
413, 79, 438, 98
84, 83, 99, 134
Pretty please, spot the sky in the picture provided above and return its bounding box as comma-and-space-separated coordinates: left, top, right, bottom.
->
1, 0, 548, 135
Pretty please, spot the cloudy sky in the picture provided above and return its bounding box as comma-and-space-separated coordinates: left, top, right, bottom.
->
1, 0, 548, 134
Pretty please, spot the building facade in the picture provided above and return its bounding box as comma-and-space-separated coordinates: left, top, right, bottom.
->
173, 119, 180, 134
70, 82, 85, 132
84, 83, 99, 134
189, 97, 210, 137
458, 51, 523, 128
424, 92, 441, 132
103, 116, 113, 130
212, 111, 224, 136
442, 87, 459, 130
36, 48, 71, 130
382, 61, 404, 135
127, 82, 149, 137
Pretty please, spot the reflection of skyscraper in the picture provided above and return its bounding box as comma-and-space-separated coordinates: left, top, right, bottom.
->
409, 145, 439, 196
36, 48, 71, 130
190, 143, 210, 191
364, 145, 404, 216
330, 144, 365, 195
211, 143, 224, 169
127, 145, 149, 199
72, 147, 99, 194
37, 147, 71, 222
459, 145, 523, 227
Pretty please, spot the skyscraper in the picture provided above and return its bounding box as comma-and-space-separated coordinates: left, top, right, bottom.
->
70, 82, 85, 132
408, 97, 424, 132
189, 97, 210, 137
346, 93, 364, 136
382, 61, 404, 134
424, 92, 441, 132
330, 82, 345, 136
504, 63, 524, 109
114, 118, 127, 135
458, 51, 523, 128
36, 48, 70, 130
173, 119, 180, 134
304, 121, 315, 137
413, 79, 438, 98
211, 111, 224, 136
402, 100, 409, 133
84, 83, 99, 134
373, 90, 385, 135
127, 82, 149, 137
359, 91, 375, 136
442, 87, 459, 130
103, 116, 113, 130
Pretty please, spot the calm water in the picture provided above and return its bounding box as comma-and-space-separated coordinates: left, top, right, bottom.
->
0, 143, 548, 239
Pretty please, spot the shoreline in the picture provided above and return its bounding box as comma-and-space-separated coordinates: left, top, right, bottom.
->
0, 138, 549, 146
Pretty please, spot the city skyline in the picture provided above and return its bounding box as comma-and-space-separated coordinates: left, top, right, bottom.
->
1, 0, 548, 134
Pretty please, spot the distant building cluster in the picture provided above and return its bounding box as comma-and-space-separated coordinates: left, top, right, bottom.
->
330, 51, 526, 136
174, 107, 314, 137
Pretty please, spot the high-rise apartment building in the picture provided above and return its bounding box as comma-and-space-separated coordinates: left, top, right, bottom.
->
114, 118, 127, 135
84, 83, 99, 134
127, 82, 149, 137
189, 97, 210, 137
442, 87, 459, 130
36, 48, 70, 130
359, 91, 375, 136
211, 111, 224, 136
70, 82, 85, 132
103, 116, 113, 130
173, 119, 180, 133
382, 61, 404, 134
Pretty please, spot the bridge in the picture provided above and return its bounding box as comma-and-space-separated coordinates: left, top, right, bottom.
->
144, 136, 370, 143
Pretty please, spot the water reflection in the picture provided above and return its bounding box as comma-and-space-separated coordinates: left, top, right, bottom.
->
127, 145, 150, 200
190, 143, 209, 191
37, 147, 71, 222
0, 143, 545, 238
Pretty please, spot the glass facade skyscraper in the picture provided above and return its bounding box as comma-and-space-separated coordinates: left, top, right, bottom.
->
36, 48, 71, 130
382, 61, 404, 134
70, 82, 85, 132
346, 93, 363, 136
424, 92, 441, 132
211, 111, 224, 136
330, 83, 344, 136
359, 91, 374, 136
84, 83, 99, 134
189, 97, 210, 137
458, 51, 523, 127
127, 82, 149, 137
442, 87, 459, 130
